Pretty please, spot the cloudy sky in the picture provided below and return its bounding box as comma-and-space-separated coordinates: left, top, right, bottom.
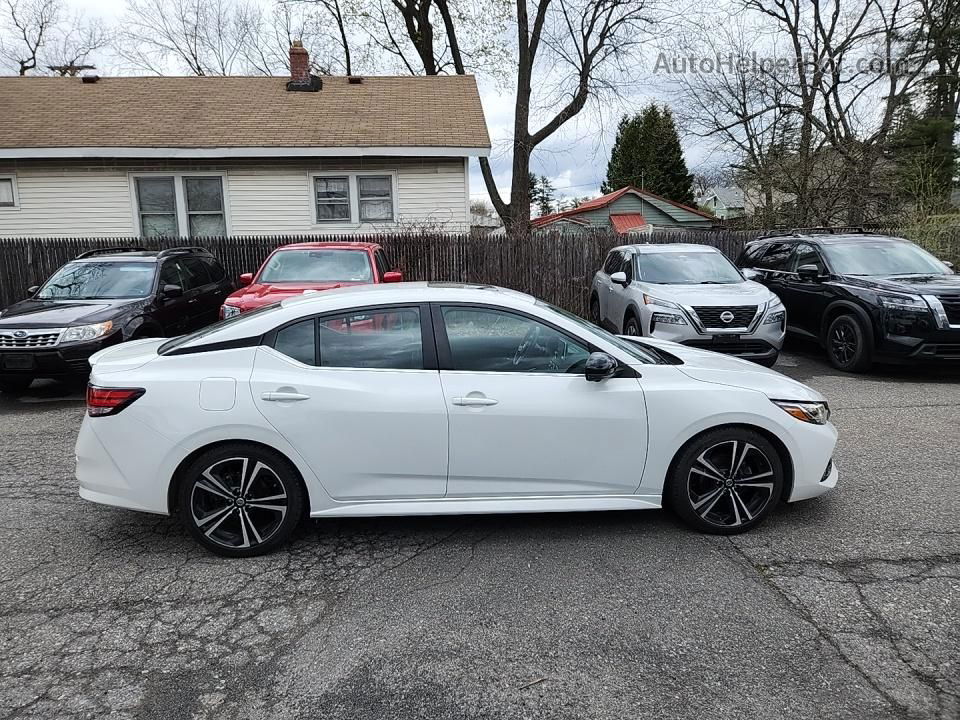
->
63, 0, 716, 207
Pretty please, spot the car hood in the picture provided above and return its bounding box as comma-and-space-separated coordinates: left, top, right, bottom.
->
626, 336, 825, 402
640, 280, 773, 305
0, 298, 138, 327
840, 273, 960, 295
226, 281, 369, 310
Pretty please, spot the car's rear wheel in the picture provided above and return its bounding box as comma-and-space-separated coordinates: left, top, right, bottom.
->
623, 314, 642, 336
826, 314, 872, 372
0, 377, 33, 394
178, 443, 304, 557
667, 428, 784, 535
590, 296, 602, 326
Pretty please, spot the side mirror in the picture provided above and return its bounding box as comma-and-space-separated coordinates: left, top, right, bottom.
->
585, 351, 618, 382
239, 272, 254, 286
796, 264, 823, 282
742, 268, 761, 281
382, 270, 403, 283
162, 284, 183, 298
27, 285, 39, 296
610, 271, 628, 286
942, 260, 954, 270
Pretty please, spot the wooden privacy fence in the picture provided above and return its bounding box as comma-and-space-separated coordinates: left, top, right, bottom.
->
1, 226, 958, 316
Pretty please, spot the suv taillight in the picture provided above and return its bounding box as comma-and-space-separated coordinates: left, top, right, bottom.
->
86, 385, 145, 417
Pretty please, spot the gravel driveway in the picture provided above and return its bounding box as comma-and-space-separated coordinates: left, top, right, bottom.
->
1, 347, 957, 720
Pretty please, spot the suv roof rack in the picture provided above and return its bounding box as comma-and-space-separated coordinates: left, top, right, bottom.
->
156, 246, 212, 258
76, 246, 148, 259
759, 226, 867, 239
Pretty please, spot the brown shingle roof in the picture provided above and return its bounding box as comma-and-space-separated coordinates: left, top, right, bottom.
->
0, 75, 490, 152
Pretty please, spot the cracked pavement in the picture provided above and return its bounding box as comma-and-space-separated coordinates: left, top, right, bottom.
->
1, 346, 957, 719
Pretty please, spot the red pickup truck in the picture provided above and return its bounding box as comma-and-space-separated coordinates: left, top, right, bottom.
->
221, 241, 402, 317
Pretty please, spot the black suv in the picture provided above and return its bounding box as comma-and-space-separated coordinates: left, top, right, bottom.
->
0, 247, 234, 392
736, 229, 959, 372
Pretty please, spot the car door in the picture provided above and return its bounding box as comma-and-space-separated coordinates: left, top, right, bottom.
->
179, 256, 220, 328
250, 304, 449, 501
154, 259, 192, 336
606, 250, 635, 332
778, 243, 832, 337
596, 250, 621, 323
435, 304, 648, 498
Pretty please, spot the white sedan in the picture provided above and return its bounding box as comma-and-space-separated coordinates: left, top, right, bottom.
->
76, 283, 838, 557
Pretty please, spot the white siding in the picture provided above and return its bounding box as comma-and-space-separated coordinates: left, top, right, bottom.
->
0, 158, 470, 238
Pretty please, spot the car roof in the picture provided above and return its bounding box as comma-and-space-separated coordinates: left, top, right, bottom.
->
72, 247, 217, 262
271, 241, 381, 252
753, 232, 909, 245
616, 243, 722, 254
280, 281, 534, 309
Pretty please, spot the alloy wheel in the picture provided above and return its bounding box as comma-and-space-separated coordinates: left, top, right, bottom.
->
189, 457, 289, 550
830, 321, 857, 365
686, 440, 775, 528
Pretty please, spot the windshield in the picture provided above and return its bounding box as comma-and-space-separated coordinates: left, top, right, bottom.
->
258, 249, 373, 284
637, 251, 744, 284
38, 262, 156, 299
536, 301, 663, 364
158, 302, 281, 355
820, 240, 951, 276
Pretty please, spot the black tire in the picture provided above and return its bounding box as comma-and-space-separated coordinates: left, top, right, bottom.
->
667, 428, 784, 535
0, 376, 33, 394
590, 295, 602, 326
623, 313, 642, 337
178, 443, 305, 557
755, 353, 779, 368
825, 314, 872, 372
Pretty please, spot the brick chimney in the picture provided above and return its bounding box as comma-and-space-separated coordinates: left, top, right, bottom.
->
288, 41, 311, 87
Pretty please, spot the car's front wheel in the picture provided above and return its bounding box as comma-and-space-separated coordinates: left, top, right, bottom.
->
667, 428, 784, 535
178, 443, 305, 557
623, 314, 642, 336
826, 314, 872, 372
590, 295, 602, 326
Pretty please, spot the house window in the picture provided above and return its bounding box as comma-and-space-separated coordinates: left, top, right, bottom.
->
133, 174, 226, 238
0, 175, 19, 209
315, 176, 350, 221
358, 176, 393, 221
184, 177, 226, 237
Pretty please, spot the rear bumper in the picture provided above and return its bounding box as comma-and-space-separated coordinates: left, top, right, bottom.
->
0, 333, 123, 378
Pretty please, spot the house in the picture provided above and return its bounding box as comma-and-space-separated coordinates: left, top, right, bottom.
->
532, 186, 716, 234
470, 211, 503, 235
697, 186, 746, 220
0, 45, 490, 238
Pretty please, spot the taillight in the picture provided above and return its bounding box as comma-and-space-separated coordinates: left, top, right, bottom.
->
86, 385, 145, 417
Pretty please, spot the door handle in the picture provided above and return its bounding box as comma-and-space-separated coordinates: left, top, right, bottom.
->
187, 297, 200, 304
261, 391, 311, 402
452, 396, 498, 407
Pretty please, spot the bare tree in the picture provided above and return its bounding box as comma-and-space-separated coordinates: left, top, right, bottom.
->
46, 11, 110, 75
0, 0, 58, 75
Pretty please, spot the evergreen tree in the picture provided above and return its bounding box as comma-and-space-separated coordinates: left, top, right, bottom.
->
602, 104, 695, 206
529, 173, 556, 216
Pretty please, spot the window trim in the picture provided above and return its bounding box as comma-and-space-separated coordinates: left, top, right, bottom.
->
312, 174, 351, 224
357, 174, 395, 222
307, 171, 398, 228
431, 302, 607, 376
129, 171, 231, 238
264, 302, 437, 371
0, 174, 19, 210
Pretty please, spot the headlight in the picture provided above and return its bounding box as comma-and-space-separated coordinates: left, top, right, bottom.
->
651, 311, 687, 325
879, 293, 927, 312
772, 399, 830, 425
222, 304, 241, 318
643, 293, 681, 310
62, 321, 113, 343
763, 298, 785, 324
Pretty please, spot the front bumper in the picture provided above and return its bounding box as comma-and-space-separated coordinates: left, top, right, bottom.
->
641, 306, 785, 362
0, 333, 122, 378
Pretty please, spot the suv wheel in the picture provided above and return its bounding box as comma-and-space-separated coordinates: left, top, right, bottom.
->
667, 428, 784, 535
590, 296, 602, 326
826, 314, 872, 372
178, 443, 305, 557
623, 314, 642, 336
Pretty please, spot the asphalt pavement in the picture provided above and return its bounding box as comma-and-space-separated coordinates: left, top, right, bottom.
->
0, 345, 957, 720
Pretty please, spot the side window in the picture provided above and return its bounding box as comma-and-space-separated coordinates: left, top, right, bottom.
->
373, 250, 389, 279
320, 308, 422, 369
275, 319, 317, 366
756, 242, 794, 271
441, 306, 591, 374
791, 243, 826, 273
738, 241, 768, 267
602, 251, 622, 275
180, 257, 212, 288
158, 260, 183, 289
202, 257, 227, 282
621, 253, 634, 282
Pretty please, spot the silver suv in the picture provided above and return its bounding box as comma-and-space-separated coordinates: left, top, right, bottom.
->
590, 243, 786, 366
